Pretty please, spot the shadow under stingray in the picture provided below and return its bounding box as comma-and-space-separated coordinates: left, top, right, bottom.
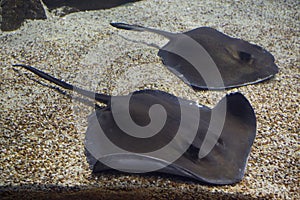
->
0, 181, 271, 200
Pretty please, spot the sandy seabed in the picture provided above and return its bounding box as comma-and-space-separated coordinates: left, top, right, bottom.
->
0, 0, 299, 199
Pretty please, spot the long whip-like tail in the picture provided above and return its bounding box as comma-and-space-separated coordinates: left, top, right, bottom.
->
110, 22, 177, 40
13, 64, 111, 104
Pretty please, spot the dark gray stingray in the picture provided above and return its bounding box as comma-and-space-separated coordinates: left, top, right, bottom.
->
110, 22, 278, 90
14, 64, 257, 185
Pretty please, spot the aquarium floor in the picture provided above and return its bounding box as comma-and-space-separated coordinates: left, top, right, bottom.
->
0, 0, 299, 199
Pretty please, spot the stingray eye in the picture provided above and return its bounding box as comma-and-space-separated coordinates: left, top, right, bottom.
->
238, 51, 252, 62
225, 45, 254, 64
217, 138, 224, 147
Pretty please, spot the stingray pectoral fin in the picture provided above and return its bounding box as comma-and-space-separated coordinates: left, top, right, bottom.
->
89, 153, 170, 174
87, 152, 201, 180
208, 92, 256, 183
222, 42, 279, 87
174, 92, 257, 184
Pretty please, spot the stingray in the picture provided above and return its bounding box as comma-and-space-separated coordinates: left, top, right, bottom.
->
110, 22, 278, 90
13, 64, 257, 185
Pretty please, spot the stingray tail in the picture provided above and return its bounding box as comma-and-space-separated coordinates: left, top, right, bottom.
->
13, 64, 111, 104
110, 22, 177, 40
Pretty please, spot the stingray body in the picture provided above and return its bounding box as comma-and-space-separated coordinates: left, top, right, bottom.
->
110, 23, 278, 90
14, 64, 257, 185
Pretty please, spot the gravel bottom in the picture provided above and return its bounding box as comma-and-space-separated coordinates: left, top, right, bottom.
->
0, 0, 299, 199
